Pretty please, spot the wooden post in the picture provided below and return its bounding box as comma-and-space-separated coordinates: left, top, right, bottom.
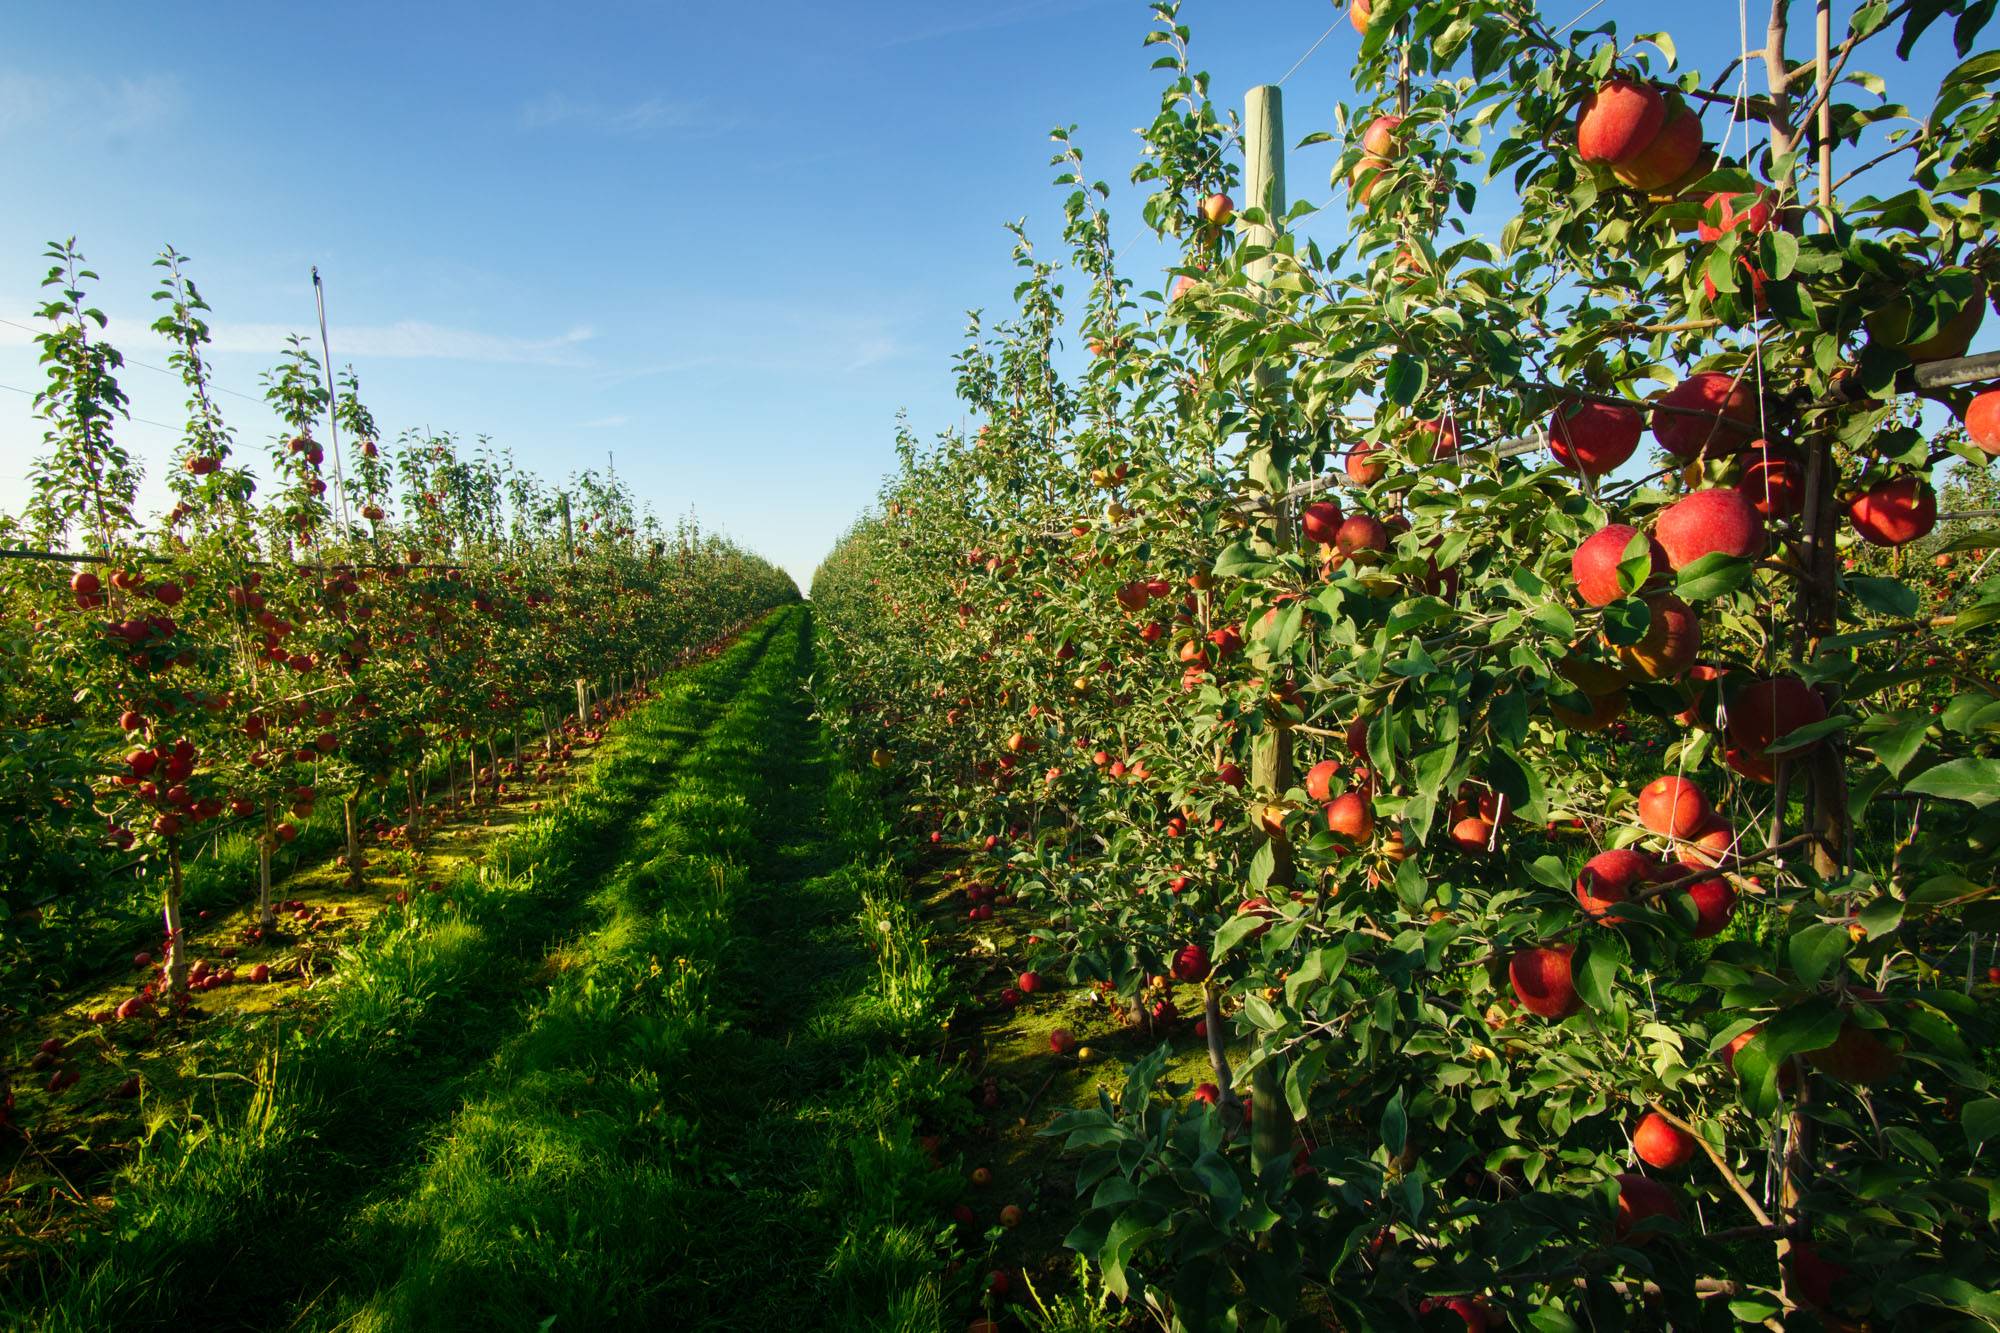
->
1242, 83, 1295, 1178
1241, 85, 1286, 286
258, 810, 277, 928
344, 795, 361, 890
163, 844, 188, 1004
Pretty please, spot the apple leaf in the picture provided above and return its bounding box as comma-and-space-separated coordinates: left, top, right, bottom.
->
1963, 1097, 2000, 1155
1847, 574, 1920, 619
1602, 596, 1652, 646
1379, 1087, 1407, 1156
1902, 757, 2000, 807
1675, 552, 1754, 601
1383, 352, 1426, 407
1787, 922, 1849, 985
1573, 932, 1628, 1011
1767, 713, 1853, 754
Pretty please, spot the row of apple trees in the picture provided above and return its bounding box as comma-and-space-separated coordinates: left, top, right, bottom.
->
814, 1, 2000, 1328
1, 241, 796, 1011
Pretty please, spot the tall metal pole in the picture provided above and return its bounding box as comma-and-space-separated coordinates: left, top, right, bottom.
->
312, 268, 351, 536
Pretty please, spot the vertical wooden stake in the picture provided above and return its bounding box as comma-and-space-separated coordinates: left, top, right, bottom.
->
1241, 85, 1287, 287
258, 811, 277, 928
344, 795, 361, 890
163, 844, 188, 1004
1242, 82, 1295, 1178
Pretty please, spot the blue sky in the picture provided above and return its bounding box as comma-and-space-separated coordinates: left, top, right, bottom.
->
0, 1, 1968, 586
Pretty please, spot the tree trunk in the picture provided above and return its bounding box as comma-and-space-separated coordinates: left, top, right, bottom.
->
406, 767, 422, 848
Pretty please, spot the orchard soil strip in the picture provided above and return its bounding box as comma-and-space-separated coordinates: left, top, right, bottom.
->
3, 613, 787, 1329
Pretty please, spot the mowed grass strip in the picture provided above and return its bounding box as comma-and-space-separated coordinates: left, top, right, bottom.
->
296, 611, 967, 1332
7, 613, 789, 1332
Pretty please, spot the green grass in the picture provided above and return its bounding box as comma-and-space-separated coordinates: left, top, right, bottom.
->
8, 607, 969, 1333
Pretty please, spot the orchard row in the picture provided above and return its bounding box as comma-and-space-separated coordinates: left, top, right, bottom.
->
817, 3, 1999, 1329
2, 241, 796, 1013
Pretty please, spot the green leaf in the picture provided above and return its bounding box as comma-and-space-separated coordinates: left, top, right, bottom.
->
1212, 910, 1267, 962
1384, 352, 1426, 407
1963, 1098, 2000, 1155
1867, 711, 1933, 777
1380, 1087, 1407, 1156
1788, 922, 1849, 985
1573, 933, 1628, 1011
1903, 757, 2000, 807
1848, 574, 1920, 618
1675, 552, 1754, 601
1767, 713, 1853, 755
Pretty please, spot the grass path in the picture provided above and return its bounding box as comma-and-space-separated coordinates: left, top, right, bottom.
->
13, 608, 971, 1333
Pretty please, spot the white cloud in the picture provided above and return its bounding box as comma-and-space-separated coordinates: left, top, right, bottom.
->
599, 305, 905, 383
519, 93, 706, 136
205, 319, 597, 367
0, 70, 184, 138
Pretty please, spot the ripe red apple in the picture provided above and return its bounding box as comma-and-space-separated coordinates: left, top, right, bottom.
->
1726, 674, 1827, 764
1199, 192, 1234, 225
1804, 1018, 1904, 1085
1324, 792, 1375, 843
1345, 444, 1386, 484
1509, 945, 1581, 1019
1636, 776, 1711, 839
1172, 944, 1209, 983
1655, 488, 1765, 569
1360, 114, 1403, 159
1049, 1028, 1077, 1055
1613, 1172, 1681, 1239
1735, 439, 1805, 518
1675, 815, 1737, 868
1304, 758, 1340, 803
1682, 875, 1738, 938
1612, 594, 1701, 681
1652, 371, 1760, 458
1416, 417, 1459, 459
1301, 501, 1343, 546
1848, 475, 1937, 546
1965, 389, 2000, 455
1448, 816, 1494, 854
1018, 971, 1043, 994
1347, 0, 1372, 31
1549, 399, 1642, 477
1611, 100, 1701, 189
1575, 78, 1666, 165
1697, 190, 1774, 242
1632, 1111, 1695, 1169
999, 1204, 1023, 1228
1575, 847, 1661, 923
1335, 514, 1390, 560
1571, 525, 1667, 606
248, 963, 272, 984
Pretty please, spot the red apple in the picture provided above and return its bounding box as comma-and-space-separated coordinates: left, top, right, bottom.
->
1655, 488, 1765, 569
1653, 371, 1760, 458
1613, 1172, 1681, 1238
1301, 501, 1343, 546
1966, 389, 2000, 456
1848, 476, 1937, 546
1575, 78, 1666, 165
1611, 102, 1702, 190
1575, 847, 1661, 923
1636, 776, 1711, 839
1633, 1111, 1696, 1169
1571, 525, 1667, 606
1509, 945, 1581, 1018
1549, 399, 1642, 476
1324, 792, 1375, 843
1304, 758, 1340, 803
